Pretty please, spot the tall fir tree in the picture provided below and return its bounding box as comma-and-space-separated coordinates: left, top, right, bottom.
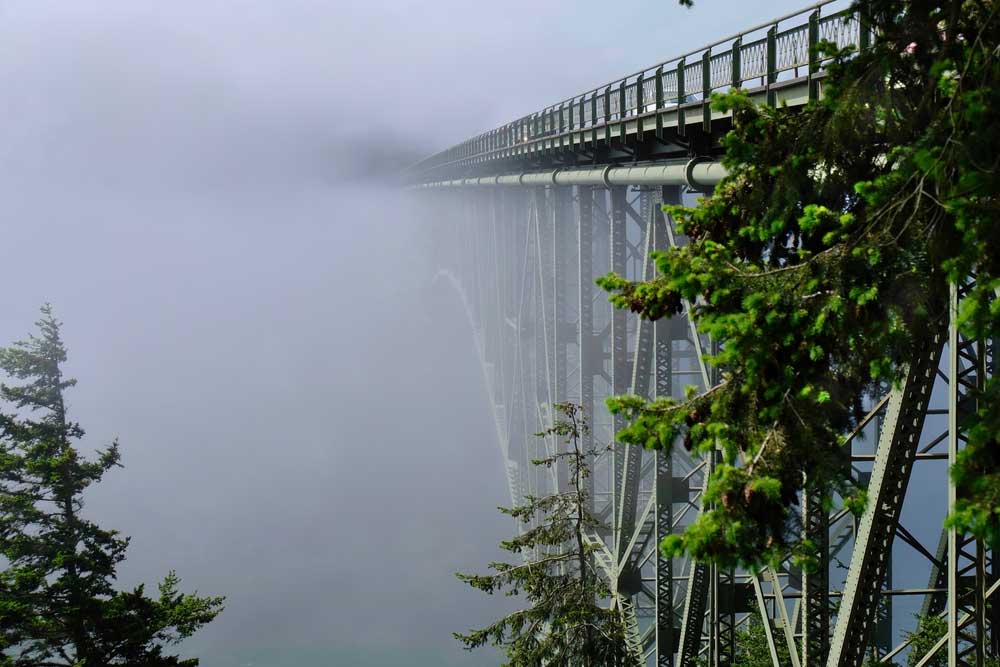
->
0, 305, 224, 667
455, 403, 638, 667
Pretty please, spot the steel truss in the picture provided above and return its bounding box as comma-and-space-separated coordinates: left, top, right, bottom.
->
419, 185, 997, 666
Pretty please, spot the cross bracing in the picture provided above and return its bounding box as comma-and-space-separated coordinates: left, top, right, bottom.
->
413, 1, 998, 665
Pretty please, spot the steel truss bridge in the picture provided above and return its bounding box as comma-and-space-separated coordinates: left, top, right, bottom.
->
409, 1, 998, 665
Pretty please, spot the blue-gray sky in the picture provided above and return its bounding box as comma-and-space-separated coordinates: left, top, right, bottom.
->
0, 1, 819, 665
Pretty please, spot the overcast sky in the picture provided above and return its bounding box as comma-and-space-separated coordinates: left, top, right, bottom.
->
0, 1, 822, 665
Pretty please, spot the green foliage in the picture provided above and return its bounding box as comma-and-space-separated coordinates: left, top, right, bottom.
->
905, 614, 947, 667
455, 403, 638, 667
900, 613, 1000, 666
0, 306, 224, 666
599, 0, 1000, 567
692, 617, 793, 667
734, 617, 792, 667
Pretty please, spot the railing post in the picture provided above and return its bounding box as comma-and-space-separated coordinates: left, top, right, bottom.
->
618, 79, 627, 142
548, 106, 556, 152
655, 65, 664, 140
590, 93, 598, 147
558, 103, 565, 150
568, 100, 575, 151
677, 57, 686, 137
731, 38, 741, 89
859, 0, 870, 51
702, 49, 712, 132
636, 72, 645, 137
766, 25, 777, 106
604, 86, 612, 145
808, 10, 820, 101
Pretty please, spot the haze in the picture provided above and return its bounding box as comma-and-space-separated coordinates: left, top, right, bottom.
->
0, 1, 813, 664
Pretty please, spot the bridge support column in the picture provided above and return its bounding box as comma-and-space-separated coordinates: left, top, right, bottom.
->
610, 185, 629, 563
655, 185, 683, 667
577, 185, 598, 511
945, 279, 996, 667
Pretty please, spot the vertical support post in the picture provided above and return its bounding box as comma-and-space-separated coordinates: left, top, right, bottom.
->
637, 72, 645, 136
713, 556, 737, 667
618, 80, 627, 142
975, 541, 987, 667
618, 190, 655, 584
945, 280, 993, 667
808, 10, 820, 101
859, 0, 870, 52
766, 25, 777, 107
677, 58, 686, 136
558, 103, 565, 150
553, 186, 571, 495
731, 38, 742, 90
653, 191, 683, 667
702, 49, 712, 132
610, 185, 629, 563
578, 185, 596, 512
655, 186, 682, 667
590, 93, 598, 146
548, 107, 556, 151
604, 86, 612, 145
655, 66, 665, 140
802, 487, 830, 664
568, 99, 576, 151
948, 280, 959, 667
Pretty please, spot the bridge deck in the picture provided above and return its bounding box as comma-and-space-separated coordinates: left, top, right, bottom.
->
411, 0, 861, 183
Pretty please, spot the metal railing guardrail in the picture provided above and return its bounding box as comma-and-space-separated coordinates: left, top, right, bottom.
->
410, 0, 865, 179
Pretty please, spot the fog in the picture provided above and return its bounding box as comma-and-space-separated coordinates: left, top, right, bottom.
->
0, 1, 812, 664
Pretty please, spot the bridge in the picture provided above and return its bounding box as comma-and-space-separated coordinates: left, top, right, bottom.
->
409, 1, 998, 665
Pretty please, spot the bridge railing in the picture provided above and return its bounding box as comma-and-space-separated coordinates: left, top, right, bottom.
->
411, 0, 864, 178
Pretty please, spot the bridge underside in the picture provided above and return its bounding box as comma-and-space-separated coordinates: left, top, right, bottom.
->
419, 182, 998, 666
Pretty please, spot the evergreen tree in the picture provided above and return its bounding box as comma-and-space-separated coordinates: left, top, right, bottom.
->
454, 403, 638, 667
900, 613, 1000, 667
903, 614, 947, 667
733, 618, 792, 667
599, 0, 1000, 568
693, 618, 793, 667
0, 306, 224, 666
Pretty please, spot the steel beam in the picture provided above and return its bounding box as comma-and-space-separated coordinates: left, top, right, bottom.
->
827, 328, 944, 667
655, 184, 683, 667
610, 186, 629, 564
413, 161, 729, 190
578, 185, 598, 511
802, 485, 831, 665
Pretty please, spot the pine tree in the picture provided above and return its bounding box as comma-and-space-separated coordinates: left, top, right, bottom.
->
733, 618, 792, 667
454, 403, 638, 667
900, 613, 1000, 667
0, 305, 224, 667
